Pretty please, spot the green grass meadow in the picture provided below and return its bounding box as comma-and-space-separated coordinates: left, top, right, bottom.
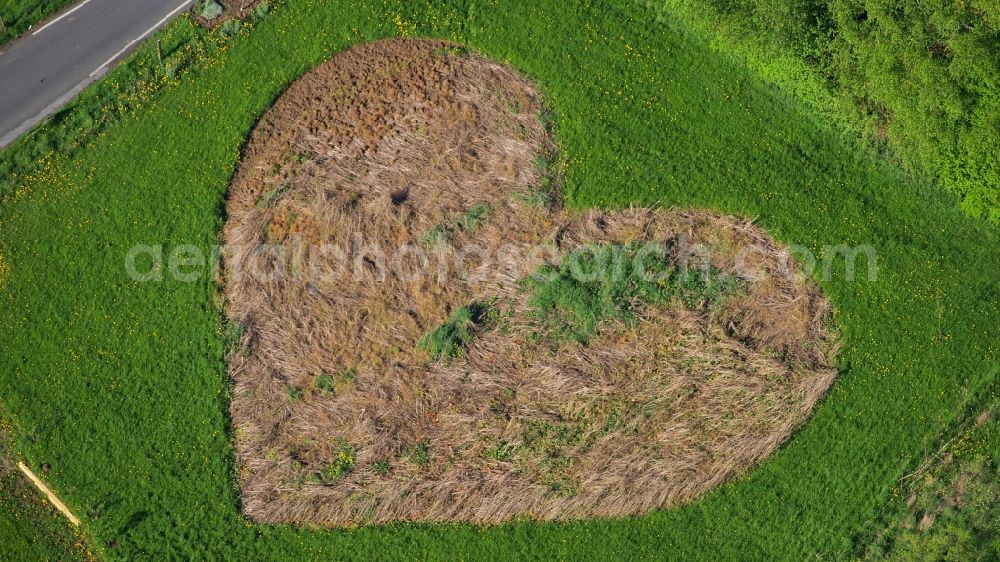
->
0, 0, 998, 559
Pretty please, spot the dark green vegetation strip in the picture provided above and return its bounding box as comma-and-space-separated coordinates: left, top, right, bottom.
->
419, 243, 742, 356
0, 0, 997, 559
0, 0, 73, 45
657, 0, 1000, 225
526, 243, 742, 344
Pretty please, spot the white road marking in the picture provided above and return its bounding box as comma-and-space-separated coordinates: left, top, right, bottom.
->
32, 0, 97, 36
88, 0, 193, 78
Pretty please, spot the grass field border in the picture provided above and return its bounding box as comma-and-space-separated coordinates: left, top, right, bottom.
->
0, 0, 75, 45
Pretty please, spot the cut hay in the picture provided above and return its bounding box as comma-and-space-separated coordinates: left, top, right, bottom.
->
222, 38, 839, 525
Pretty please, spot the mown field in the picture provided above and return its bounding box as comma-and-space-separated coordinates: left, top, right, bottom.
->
0, 0, 998, 559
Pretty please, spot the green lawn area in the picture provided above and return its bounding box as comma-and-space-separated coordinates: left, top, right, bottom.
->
0, 0, 74, 45
0, 0, 998, 559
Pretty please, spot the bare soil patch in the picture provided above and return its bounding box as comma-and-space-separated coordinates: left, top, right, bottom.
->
191, 0, 264, 28
222, 38, 839, 525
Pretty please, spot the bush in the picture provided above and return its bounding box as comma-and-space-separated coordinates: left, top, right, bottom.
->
199, 0, 224, 20
408, 440, 431, 467
828, 0, 1000, 223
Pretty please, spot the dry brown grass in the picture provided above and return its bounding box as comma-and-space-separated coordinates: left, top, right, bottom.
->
222, 38, 839, 526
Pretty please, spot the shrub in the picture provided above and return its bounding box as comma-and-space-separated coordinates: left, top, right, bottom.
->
218, 19, 241, 37
419, 203, 493, 247
314, 374, 335, 392
418, 225, 448, 247
483, 440, 517, 462
456, 203, 492, 231
253, 1, 271, 19
199, 0, 224, 20
314, 368, 356, 394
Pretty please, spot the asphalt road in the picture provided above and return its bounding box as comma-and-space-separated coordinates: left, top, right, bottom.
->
0, 0, 193, 149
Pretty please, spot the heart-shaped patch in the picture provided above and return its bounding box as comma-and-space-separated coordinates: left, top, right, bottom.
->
222, 38, 838, 525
